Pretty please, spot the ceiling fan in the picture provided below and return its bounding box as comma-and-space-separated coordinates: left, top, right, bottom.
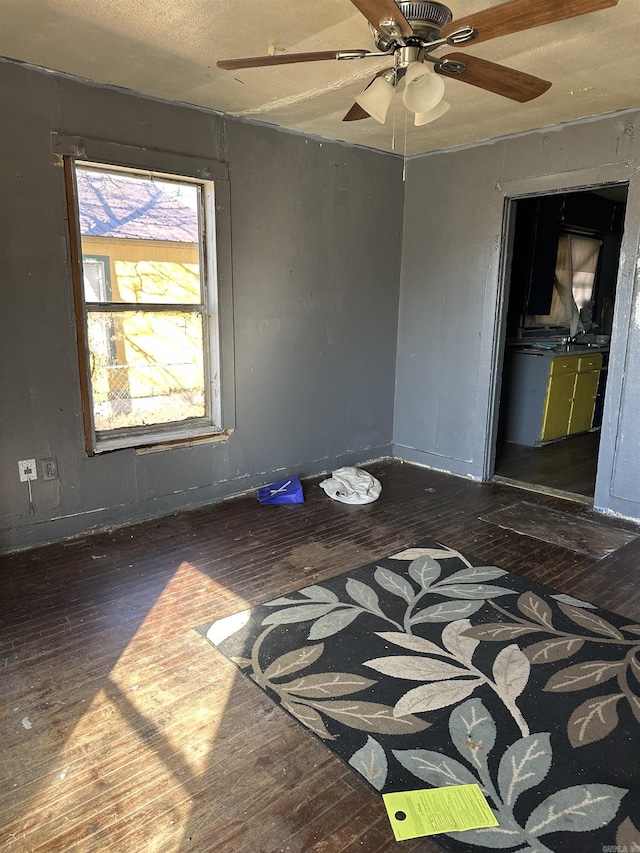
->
217, 0, 619, 126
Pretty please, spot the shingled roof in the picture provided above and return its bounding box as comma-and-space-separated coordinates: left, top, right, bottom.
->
77, 169, 199, 243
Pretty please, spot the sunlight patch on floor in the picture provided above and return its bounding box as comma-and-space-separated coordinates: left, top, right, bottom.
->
20, 561, 250, 851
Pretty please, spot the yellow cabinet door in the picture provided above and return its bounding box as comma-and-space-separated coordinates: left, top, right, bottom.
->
541, 373, 575, 441
569, 371, 600, 434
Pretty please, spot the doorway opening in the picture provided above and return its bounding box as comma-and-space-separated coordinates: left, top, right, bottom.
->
493, 184, 628, 501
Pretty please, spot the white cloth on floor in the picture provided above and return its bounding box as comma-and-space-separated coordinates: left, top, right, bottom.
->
319, 467, 382, 504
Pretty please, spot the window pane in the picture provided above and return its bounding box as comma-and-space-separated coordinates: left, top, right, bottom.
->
77, 168, 202, 304
83, 256, 111, 301
113, 259, 201, 304
87, 310, 206, 431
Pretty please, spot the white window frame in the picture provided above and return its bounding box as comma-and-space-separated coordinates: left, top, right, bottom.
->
55, 135, 234, 455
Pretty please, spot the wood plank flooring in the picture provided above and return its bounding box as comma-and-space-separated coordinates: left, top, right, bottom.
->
494, 431, 600, 497
1, 460, 639, 853
480, 500, 638, 559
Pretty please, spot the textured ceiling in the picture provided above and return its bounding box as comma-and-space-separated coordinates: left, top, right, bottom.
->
1, 0, 638, 155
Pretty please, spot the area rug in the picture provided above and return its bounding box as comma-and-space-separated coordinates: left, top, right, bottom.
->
197, 542, 640, 853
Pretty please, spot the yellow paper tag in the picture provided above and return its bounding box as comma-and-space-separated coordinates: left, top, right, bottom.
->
382, 784, 498, 841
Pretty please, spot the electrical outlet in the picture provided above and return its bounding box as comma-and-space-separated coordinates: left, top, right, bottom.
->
42, 457, 59, 481
18, 459, 37, 482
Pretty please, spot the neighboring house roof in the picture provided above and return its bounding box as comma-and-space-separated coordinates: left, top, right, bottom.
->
77, 169, 198, 242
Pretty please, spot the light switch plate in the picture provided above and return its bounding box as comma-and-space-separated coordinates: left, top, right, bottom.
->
18, 459, 38, 482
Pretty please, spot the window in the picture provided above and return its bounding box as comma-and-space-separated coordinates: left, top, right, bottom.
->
65, 157, 230, 453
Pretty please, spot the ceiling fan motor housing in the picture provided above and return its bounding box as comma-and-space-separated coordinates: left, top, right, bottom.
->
372, 2, 453, 51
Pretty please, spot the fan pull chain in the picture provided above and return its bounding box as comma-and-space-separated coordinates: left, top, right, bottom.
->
391, 74, 397, 152
402, 108, 409, 182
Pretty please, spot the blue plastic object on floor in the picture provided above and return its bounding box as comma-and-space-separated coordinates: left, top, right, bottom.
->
257, 476, 304, 505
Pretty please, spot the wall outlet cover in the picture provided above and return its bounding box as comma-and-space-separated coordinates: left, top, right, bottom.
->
42, 457, 59, 480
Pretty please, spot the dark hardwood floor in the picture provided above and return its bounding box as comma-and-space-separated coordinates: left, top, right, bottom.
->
1, 460, 639, 853
494, 431, 601, 498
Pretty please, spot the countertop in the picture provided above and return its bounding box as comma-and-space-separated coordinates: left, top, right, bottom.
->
508, 339, 610, 357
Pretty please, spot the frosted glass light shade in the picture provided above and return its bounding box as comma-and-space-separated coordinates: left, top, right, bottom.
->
414, 99, 450, 126
403, 62, 445, 114
355, 76, 395, 124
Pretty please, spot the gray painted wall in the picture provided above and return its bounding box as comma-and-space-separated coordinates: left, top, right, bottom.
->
0, 61, 404, 551
3, 59, 637, 553
394, 110, 640, 521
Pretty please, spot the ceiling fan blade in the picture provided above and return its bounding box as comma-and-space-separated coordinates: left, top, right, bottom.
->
348, 0, 413, 36
436, 53, 551, 102
442, 0, 619, 44
343, 103, 372, 121
217, 50, 370, 70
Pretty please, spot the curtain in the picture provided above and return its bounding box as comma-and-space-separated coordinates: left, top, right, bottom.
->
530, 234, 601, 334
570, 235, 602, 319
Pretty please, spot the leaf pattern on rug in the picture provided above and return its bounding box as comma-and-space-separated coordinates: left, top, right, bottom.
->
199, 541, 640, 853
261, 548, 517, 641
246, 628, 431, 738
364, 625, 530, 735
348, 736, 388, 791
395, 699, 627, 850
462, 589, 640, 746
616, 816, 640, 850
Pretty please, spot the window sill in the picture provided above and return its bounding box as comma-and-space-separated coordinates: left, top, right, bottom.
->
134, 430, 233, 455
91, 427, 232, 455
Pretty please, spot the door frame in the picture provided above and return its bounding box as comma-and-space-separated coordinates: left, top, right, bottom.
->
482, 165, 634, 509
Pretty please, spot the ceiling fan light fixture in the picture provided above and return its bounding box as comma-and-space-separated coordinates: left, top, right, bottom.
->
402, 61, 446, 113
414, 98, 450, 125
217, 0, 610, 129
354, 73, 396, 124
